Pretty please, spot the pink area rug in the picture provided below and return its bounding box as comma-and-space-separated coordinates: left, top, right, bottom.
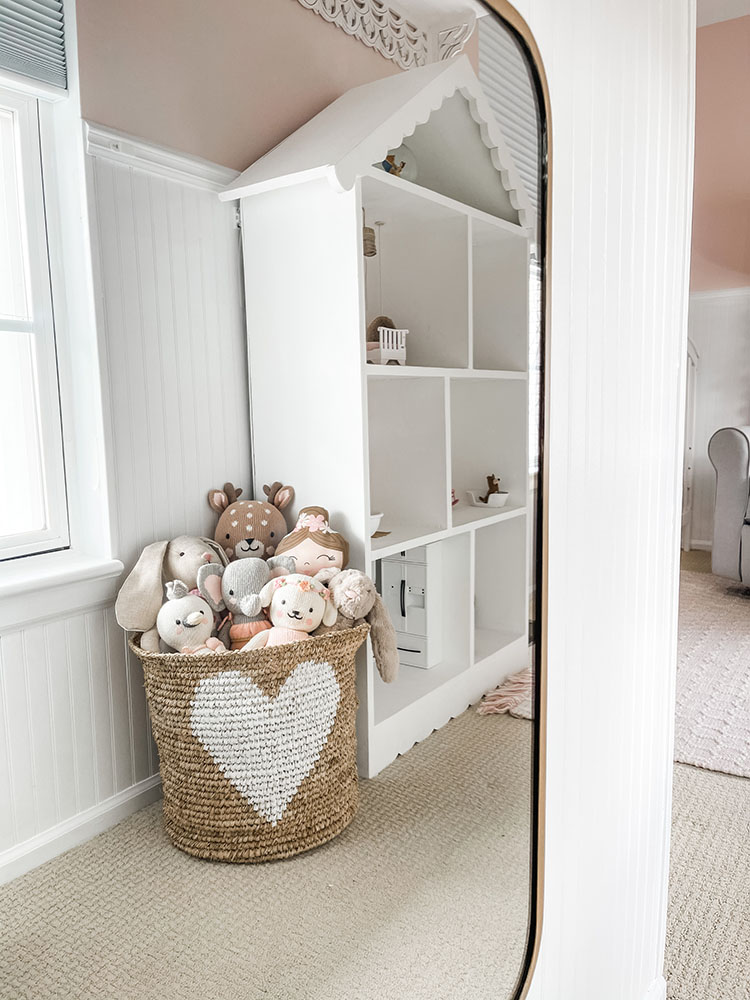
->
676, 570, 750, 777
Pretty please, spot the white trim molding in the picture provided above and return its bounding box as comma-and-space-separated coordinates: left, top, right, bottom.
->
0, 776, 162, 886
84, 122, 239, 193
294, 0, 478, 68
0, 552, 123, 631
644, 976, 667, 1000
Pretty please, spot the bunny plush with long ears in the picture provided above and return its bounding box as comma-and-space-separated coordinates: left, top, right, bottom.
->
156, 581, 227, 655
314, 568, 399, 683
115, 535, 228, 652
207, 481, 295, 562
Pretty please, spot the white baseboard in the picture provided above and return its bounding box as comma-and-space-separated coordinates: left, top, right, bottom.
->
0, 775, 162, 886
644, 976, 667, 1000
689, 540, 711, 552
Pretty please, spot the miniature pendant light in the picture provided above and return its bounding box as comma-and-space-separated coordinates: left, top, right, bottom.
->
362, 208, 377, 257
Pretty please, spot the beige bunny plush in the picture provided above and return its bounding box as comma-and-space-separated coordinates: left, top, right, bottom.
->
314, 568, 399, 683
243, 574, 338, 650
115, 536, 228, 652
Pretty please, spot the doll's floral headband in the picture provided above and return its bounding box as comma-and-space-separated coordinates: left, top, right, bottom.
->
272, 576, 331, 600
295, 512, 334, 534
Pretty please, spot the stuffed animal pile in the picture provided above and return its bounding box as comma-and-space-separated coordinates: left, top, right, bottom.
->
114, 481, 399, 682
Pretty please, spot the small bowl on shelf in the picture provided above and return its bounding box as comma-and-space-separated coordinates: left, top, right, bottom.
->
369, 512, 384, 535
465, 490, 510, 509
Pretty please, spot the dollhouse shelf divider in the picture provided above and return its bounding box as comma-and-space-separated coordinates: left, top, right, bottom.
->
222, 55, 533, 778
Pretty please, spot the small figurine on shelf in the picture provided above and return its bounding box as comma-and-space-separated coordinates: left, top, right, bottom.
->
466, 474, 510, 509
451, 489, 460, 507
481, 475, 502, 504
382, 153, 405, 176
379, 144, 418, 183
365, 315, 408, 366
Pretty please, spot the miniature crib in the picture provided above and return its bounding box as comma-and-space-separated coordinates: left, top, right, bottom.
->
367, 326, 409, 365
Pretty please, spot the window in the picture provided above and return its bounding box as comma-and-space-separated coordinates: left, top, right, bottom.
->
0, 87, 68, 560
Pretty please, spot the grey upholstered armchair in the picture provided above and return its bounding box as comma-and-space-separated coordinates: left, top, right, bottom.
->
708, 426, 750, 581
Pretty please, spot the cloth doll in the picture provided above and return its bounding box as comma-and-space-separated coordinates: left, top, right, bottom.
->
274, 507, 349, 577
115, 536, 228, 652
156, 581, 227, 655
242, 574, 338, 650
197, 556, 294, 650
207, 481, 294, 562
313, 568, 399, 683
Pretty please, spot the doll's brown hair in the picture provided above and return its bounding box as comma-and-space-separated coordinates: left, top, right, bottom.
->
275, 506, 349, 567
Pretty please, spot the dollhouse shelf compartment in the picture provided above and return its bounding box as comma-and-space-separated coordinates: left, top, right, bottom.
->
361, 167, 528, 242
226, 55, 533, 779
370, 503, 526, 559
365, 366, 528, 381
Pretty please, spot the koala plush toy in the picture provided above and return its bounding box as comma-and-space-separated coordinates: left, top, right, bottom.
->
197, 556, 295, 650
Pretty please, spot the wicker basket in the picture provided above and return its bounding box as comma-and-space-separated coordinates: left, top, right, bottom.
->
130, 624, 368, 862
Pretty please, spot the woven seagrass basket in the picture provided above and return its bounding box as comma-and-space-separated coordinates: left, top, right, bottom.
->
130, 624, 368, 862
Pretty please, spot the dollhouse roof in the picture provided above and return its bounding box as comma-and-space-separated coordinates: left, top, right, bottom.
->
220, 56, 533, 229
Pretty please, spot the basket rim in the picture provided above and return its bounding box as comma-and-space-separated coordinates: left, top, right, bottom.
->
128, 622, 369, 664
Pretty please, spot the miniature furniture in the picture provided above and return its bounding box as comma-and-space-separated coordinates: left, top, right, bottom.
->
708, 426, 750, 581
382, 545, 443, 669
367, 326, 409, 365
221, 56, 533, 777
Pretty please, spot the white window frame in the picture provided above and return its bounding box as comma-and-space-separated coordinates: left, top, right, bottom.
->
0, 85, 69, 561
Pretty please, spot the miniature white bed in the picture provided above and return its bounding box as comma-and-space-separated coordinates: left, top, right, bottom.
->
366, 326, 409, 365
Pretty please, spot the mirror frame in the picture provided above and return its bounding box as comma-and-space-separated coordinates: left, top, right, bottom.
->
477, 4, 551, 997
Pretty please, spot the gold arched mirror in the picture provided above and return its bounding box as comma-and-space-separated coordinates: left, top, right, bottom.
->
0, 2, 547, 998
231, 3, 549, 998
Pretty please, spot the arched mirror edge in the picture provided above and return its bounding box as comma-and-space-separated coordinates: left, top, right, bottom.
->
479, 3, 551, 997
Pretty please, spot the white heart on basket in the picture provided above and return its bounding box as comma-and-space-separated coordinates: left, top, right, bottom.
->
190, 660, 341, 826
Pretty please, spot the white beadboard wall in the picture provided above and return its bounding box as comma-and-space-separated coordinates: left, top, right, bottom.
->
512, 1, 694, 999
685, 288, 750, 549
0, 129, 249, 882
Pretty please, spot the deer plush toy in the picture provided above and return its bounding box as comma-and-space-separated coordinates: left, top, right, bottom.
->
208, 481, 295, 562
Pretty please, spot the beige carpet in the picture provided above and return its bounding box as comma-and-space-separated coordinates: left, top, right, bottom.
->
680, 550, 712, 574
676, 571, 750, 777
0, 711, 532, 1000
666, 764, 750, 999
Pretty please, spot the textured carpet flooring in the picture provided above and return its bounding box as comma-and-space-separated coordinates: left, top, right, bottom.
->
680, 550, 712, 574
0, 711, 533, 1000
666, 764, 750, 999
676, 571, 750, 777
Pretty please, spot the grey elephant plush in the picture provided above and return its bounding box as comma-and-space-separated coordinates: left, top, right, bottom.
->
115, 535, 229, 652
314, 568, 399, 683
197, 555, 295, 650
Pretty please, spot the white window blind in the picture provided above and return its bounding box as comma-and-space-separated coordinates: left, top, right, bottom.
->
478, 15, 539, 217
0, 0, 66, 90
0, 87, 68, 559
478, 16, 543, 474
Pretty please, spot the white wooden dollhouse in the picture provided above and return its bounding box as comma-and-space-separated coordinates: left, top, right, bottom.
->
221, 55, 533, 778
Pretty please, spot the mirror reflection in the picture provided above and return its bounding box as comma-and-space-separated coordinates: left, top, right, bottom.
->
0, 4, 545, 1000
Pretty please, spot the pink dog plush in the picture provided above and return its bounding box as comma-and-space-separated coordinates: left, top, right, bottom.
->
242, 574, 338, 650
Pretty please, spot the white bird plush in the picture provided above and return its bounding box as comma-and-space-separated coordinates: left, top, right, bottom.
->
156, 580, 227, 654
